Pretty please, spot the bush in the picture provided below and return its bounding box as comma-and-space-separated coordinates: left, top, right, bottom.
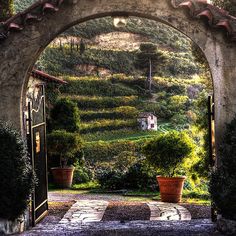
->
142, 131, 194, 177
50, 98, 80, 132
97, 168, 127, 190
97, 156, 158, 191
73, 165, 92, 184
47, 130, 83, 167
209, 117, 236, 220
84, 140, 142, 164
0, 122, 36, 220
124, 160, 158, 191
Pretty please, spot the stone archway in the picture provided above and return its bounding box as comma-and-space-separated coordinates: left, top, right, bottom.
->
0, 0, 236, 158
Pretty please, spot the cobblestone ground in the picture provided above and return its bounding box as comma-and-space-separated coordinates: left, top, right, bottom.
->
21, 192, 221, 236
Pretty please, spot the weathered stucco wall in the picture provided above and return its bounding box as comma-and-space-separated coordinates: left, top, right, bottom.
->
0, 0, 236, 158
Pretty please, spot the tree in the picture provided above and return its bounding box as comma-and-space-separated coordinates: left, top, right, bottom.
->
80, 39, 86, 55
211, 0, 236, 16
135, 43, 166, 93
0, 0, 13, 21
50, 98, 80, 132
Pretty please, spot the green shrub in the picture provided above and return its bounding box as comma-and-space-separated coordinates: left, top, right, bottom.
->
73, 165, 92, 184
142, 131, 194, 177
0, 122, 36, 220
50, 98, 80, 132
84, 140, 141, 164
96, 156, 157, 191
97, 168, 126, 190
124, 159, 158, 191
209, 117, 236, 220
47, 130, 83, 167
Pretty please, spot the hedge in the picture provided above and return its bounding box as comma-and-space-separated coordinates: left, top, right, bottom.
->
80, 119, 137, 133
80, 106, 138, 121
0, 122, 36, 220
63, 95, 139, 109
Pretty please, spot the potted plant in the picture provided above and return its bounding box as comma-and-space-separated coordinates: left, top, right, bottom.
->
142, 131, 194, 203
47, 130, 83, 188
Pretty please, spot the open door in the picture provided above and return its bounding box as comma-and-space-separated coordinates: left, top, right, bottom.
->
27, 84, 48, 226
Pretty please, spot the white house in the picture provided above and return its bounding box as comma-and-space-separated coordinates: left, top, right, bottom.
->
137, 112, 158, 131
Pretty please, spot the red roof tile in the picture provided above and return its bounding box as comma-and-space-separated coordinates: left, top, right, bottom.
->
0, 0, 236, 43
31, 69, 67, 84
171, 0, 236, 42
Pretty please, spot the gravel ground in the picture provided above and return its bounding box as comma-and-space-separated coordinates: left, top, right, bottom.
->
180, 203, 211, 219
102, 201, 151, 221
44, 192, 211, 225
39, 201, 75, 224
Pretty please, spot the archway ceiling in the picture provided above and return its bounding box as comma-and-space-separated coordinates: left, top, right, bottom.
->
0, 0, 236, 42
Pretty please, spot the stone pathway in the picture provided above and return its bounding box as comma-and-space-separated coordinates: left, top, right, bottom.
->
60, 200, 191, 224
21, 193, 221, 235
60, 200, 109, 224
147, 202, 191, 221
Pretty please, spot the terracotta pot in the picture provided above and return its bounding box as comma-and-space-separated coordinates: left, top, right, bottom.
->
51, 167, 75, 188
157, 176, 186, 203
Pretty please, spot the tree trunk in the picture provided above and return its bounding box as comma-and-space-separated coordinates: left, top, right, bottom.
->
148, 58, 152, 94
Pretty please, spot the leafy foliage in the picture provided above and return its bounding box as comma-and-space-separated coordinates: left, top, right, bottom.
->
67, 95, 139, 109
47, 130, 83, 167
14, 0, 36, 13
0, 122, 36, 220
211, 0, 236, 15
97, 153, 157, 191
50, 98, 80, 132
142, 131, 194, 177
209, 117, 236, 220
135, 43, 166, 76
73, 164, 92, 184
80, 106, 138, 121
0, 0, 13, 20
60, 77, 138, 97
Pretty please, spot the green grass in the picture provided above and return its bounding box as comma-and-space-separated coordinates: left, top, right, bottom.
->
48, 186, 211, 204
72, 181, 100, 190
80, 119, 137, 133
82, 129, 161, 142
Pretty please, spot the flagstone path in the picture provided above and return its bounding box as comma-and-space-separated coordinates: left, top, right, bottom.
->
21, 192, 221, 236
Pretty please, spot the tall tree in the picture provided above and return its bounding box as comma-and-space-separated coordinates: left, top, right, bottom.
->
135, 43, 166, 94
0, 0, 13, 21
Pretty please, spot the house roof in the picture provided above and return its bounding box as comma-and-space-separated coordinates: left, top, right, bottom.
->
138, 112, 156, 118
31, 69, 67, 84
0, 0, 236, 43
171, 0, 236, 42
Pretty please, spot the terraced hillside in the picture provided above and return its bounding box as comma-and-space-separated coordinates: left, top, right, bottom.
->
53, 74, 210, 142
